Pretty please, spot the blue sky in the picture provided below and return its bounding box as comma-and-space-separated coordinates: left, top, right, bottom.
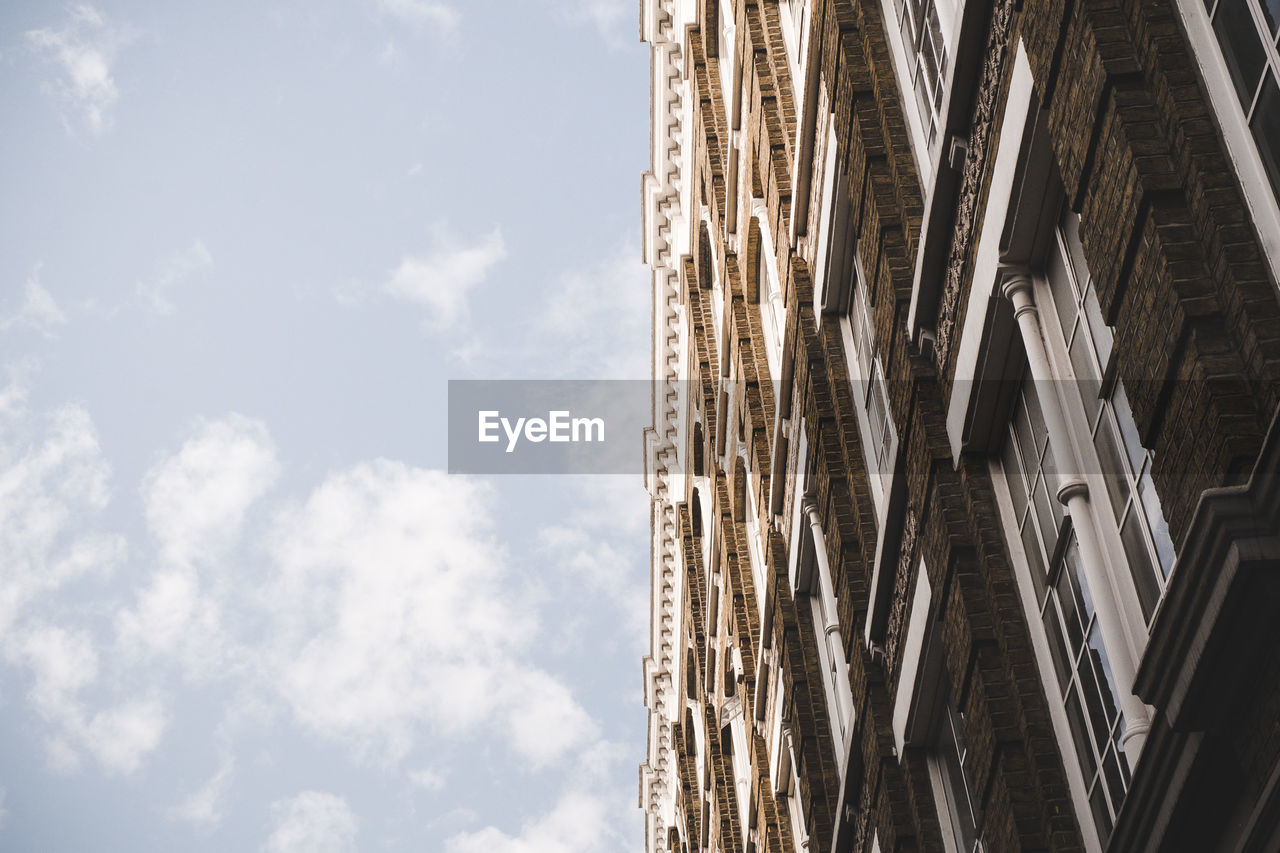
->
0, 2, 651, 850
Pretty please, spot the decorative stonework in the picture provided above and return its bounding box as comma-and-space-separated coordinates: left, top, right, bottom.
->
883, 506, 919, 678
933, 0, 1018, 370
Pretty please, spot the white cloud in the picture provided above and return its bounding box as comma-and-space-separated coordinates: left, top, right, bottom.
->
172, 757, 234, 827
444, 791, 624, 853
408, 767, 446, 791
504, 671, 600, 768
136, 240, 214, 315
7, 623, 167, 775
383, 228, 506, 326
0, 390, 124, 634
535, 477, 650, 643
0, 384, 166, 774
141, 414, 278, 568
378, 0, 460, 32
80, 698, 168, 774
1, 271, 67, 338
26, 5, 132, 136
115, 567, 227, 676
0, 786, 6, 830
116, 414, 276, 674
538, 242, 649, 378
264, 791, 358, 853
537, 525, 647, 642
261, 461, 596, 766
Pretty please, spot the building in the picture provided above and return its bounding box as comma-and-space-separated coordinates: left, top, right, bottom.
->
639, 0, 1280, 851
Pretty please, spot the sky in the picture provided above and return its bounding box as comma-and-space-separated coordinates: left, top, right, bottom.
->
0, 2, 652, 850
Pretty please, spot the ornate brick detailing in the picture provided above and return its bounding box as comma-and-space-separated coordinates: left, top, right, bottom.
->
883, 506, 919, 678
932, 0, 1017, 370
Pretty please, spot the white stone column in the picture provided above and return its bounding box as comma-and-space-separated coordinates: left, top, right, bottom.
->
782, 725, 811, 853
1002, 272, 1151, 762
802, 495, 855, 738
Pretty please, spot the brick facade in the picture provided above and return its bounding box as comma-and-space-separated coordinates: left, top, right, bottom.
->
640, 0, 1280, 851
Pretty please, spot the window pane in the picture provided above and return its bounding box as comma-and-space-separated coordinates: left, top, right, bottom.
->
1063, 535, 1094, 618
1094, 414, 1131, 521
1112, 383, 1146, 472
1004, 440, 1029, 519
1122, 507, 1162, 619
1041, 430, 1059, 481
927, 4, 946, 68
1214, 0, 1268, 106
1056, 581, 1087, 672
1137, 466, 1176, 579
1084, 286, 1114, 368
919, 27, 939, 88
1112, 715, 1133, 784
1023, 382, 1050, 459
1063, 212, 1091, 287
1048, 238, 1079, 335
1090, 784, 1115, 839
915, 66, 934, 129
1022, 519, 1048, 601
1055, 564, 1086, 649
1102, 749, 1127, 814
1070, 323, 1103, 421
1014, 398, 1040, 480
1043, 605, 1074, 691
1086, 621, 1121, 725
1260, 0, 1278, 35
1078, 642, 1114, 748
1251, 76, 1280, 199
1034, 475, 1060, 558
1065, 688, 1098, 779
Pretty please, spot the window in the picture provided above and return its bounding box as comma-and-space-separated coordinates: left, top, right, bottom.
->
841, 269, 896, 517
1204, 0, 1280, 196
804, 562, 854, 746
930, 697, 985, 853
752, 219, 785, 376
797, 476, 855, 755
998, 390, 1131, 837
718, 0, 736, 108
780, 0, 810, 76
890, 0, 958, 153
993, 204, 1178, 840
1044, 211, 1176, 620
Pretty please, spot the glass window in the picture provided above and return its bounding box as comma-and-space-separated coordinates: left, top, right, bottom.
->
995, 205, 1181, 843
891, 0, 956, 150
1206, 0, 1280, 196
999, 430, 1131, 840
845, 278, 896, 515
932, 695, 985, 853
780, 0, 810, 74
1049, 208, 1176, 622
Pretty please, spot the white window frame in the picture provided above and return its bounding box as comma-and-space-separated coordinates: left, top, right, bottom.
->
989, 454, 1105, 852
926, 697, 986, 853
1032, 216, 1175, 641
780, 0, 811, 88
877, 0, 964, 184
1173, 0, 1280, 292
752, 203, 786, 380
839, 262, 897, 521
745, 468, 770, 623
718, 0, 736, 113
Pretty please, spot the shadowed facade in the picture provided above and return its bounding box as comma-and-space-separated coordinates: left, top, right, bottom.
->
640, 0, 1280, 850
